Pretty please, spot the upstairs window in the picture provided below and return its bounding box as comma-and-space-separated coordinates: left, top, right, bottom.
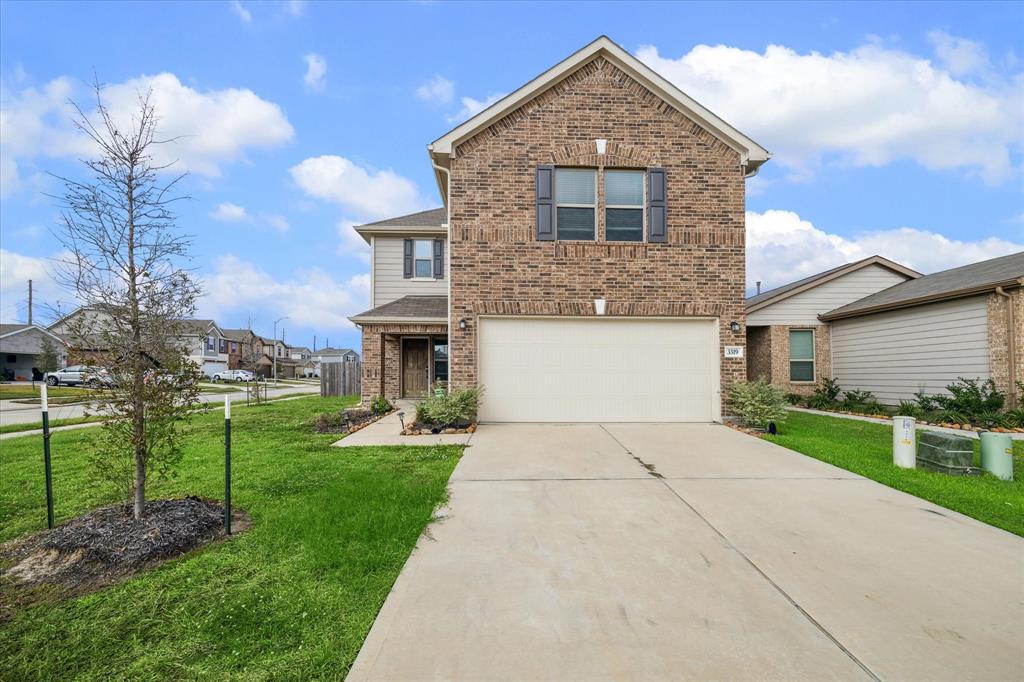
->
414, 240, 433, 278
604, 170, 644, 242
555, 168, 596, 241
403, 239, 444, 279
789, 329, 815, 382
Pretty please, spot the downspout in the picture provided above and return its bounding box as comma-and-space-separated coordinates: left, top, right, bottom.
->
995, 284, 1018, 409
430, 148, 453, 393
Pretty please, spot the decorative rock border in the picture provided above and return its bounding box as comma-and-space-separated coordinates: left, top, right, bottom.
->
401, 424, 477, 436
336, 407, 395, 436
792, 407, 1024, 433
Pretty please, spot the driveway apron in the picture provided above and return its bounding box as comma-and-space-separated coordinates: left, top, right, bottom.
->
348, 423, 1024, 682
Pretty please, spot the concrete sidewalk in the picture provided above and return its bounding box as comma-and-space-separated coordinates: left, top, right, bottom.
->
333, 402, 473, 448
348, 423, 1023, 681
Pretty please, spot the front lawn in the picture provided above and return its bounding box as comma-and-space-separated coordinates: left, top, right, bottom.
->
0, 385, 88, 400
766, 411, 1024, 537
0, 395, 462, 680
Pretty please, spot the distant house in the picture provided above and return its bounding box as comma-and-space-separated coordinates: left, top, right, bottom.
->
314, 347, 359, 364
180, 319, 230, 378
0, 324, 68, 381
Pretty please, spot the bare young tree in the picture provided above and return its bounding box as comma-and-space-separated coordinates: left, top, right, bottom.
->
51, 82, 202, 520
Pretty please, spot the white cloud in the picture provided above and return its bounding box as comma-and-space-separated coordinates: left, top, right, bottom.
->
336, 219, 371, 263
197, 255, 369, 331
635, 37, 1024, 183
210, 202, 250, 222
416, 75, 454, 104
746, 209, 1024, 294
447, 93, 505, 122
0, 249, 66, 323
230, 0, 252, 23
285, 0, 306, 16
303, 53, 327, 93
264, 214, 290, 233
1, 73, 293, 196
927, 31, 990, 77
289, 155, 425, 219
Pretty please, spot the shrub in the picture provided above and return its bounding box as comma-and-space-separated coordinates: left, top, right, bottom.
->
926, 378, 1004, 424
805, 393, 834, 410
1004, 408, 1024, 429
914, 389, 940, 412
416, 386, 483, 427
784, 393, 805, 406
896, 400, 924, 418
728, 378, 788, 429
370, 394, 393, 415
860, 399, 888, 416
840, 389, 876, 411
814, 377, 842, 402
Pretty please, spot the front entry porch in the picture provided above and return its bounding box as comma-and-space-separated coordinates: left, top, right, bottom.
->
358, 323, 449, 404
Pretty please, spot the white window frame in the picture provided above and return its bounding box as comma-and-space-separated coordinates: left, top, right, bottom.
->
604, 169, 646, 242
412, 239, 436, 280
554, 168, 597, 241
788, 328, 816, 383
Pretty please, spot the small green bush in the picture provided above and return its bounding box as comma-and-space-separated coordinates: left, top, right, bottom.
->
416, 386, 483, 427
1004, 408, 1024, 429
370, 394, 392, 415
805, 393, 834, 410
917, 378, 1004, 424
814, 377, 842, 402
728, 378, 788, 429
784, 392, 805, 406
896, 400, 924, 418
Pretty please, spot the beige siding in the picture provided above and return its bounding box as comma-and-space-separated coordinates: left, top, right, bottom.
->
831, 296, 990, 404
373, 236, 447, 306
747, 265, 909, 326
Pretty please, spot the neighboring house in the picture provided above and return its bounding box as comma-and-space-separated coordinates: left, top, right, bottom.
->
745, 256, 921, 395
749, 251, 1024, 407
180, 319, 230, 378
314, 347, 359, 364
0, 324, 68, 380
349, 36, 770, 422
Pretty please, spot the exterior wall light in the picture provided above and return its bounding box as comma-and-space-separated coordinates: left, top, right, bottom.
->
594, 299, 607, 315
458, 318, 467, 330
730, 321, 741, 334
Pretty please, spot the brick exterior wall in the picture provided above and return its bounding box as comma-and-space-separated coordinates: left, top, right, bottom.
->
447, 56, 747, 415
360, 323, 448, 404
988, 288, 1023, 407
747, 324, 831, 395
746, 325, 772, 381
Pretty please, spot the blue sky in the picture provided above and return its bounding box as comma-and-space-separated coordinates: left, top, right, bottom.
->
1, 0, 1022, 351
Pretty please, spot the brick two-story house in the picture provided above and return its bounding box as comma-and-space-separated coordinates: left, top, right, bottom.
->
350, 36, 770, 422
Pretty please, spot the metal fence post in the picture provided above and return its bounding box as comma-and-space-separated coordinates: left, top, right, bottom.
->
41, 382, 54, 529
224, 396, 232, 535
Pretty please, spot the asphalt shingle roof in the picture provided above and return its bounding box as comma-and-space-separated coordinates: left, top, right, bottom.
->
822, 251, 1024, 320
358, 208, 447, 229
351, 295, 448, 321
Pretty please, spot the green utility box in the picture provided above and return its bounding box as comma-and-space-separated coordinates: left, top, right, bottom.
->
917, 432, 979, 476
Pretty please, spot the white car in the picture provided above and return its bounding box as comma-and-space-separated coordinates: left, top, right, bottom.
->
211, 369, 256, 383
45, 365, 115, 388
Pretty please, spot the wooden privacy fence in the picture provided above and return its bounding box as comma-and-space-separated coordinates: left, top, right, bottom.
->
321, 361, 362, 397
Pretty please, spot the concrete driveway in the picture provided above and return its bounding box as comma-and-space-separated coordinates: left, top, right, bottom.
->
348, 423, 1024, 681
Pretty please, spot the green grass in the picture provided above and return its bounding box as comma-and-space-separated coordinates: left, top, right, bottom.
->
766, 411, 1024, 536
0, 385, 88, 400
0, 395, 462, 680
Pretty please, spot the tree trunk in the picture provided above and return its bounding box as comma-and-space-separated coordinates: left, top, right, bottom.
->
126, 164, 146, 521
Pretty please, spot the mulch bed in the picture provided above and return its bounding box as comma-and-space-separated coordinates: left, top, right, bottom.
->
401, 421, 476, 436
0, 497, 248, 616
313, 407, 393, 435
795, 407, 1024, 433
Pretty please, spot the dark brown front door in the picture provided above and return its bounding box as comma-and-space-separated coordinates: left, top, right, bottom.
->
402, 338, 430, 397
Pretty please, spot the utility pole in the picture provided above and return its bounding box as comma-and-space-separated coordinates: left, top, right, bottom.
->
272, 316, 289, 387
27, 280, 33, 325
313, 335, 317, 352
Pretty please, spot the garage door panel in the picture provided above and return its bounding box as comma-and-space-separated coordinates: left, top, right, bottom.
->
478, 318, 718, 423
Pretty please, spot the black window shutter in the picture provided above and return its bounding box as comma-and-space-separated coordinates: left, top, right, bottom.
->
536, 165, 555, 241
648, 168, 667, 243
403, 239, 413, 278
433, 239, 444, 279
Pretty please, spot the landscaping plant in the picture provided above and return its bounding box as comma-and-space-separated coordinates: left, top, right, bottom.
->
915, 378, 1005, 425
50, 82, 202, 520
415, 386, 483, 428
728, 378, 788, 429
370, 394, 393, 415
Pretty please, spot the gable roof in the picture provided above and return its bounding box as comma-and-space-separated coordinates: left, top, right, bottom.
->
350, 295, 448, 324
746, 256, 921, 313
316, 347, 357, 356
821, 251, 1024, 321
428, 35, 771, 204
0, 323, 67, 345
353, 207, 448, 243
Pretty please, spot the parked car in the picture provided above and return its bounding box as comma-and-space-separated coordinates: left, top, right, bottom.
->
212, 369, 256, 383
45, 365, 114, 388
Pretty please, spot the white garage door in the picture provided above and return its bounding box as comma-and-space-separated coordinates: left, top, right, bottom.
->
478, 317, 719, 423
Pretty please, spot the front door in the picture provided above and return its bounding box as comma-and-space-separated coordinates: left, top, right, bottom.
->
402, 338, 430, 397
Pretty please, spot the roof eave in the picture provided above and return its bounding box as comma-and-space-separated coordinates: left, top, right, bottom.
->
353, 224, 449, 244
819, 278, 1023, 322
348, 316, 448, 326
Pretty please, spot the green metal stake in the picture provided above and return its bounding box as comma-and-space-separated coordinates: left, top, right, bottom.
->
41, 382, 54, 529
224, 397, 232, 535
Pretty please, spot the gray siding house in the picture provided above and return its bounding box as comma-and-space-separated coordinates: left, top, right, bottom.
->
748, 251, 1024, 407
